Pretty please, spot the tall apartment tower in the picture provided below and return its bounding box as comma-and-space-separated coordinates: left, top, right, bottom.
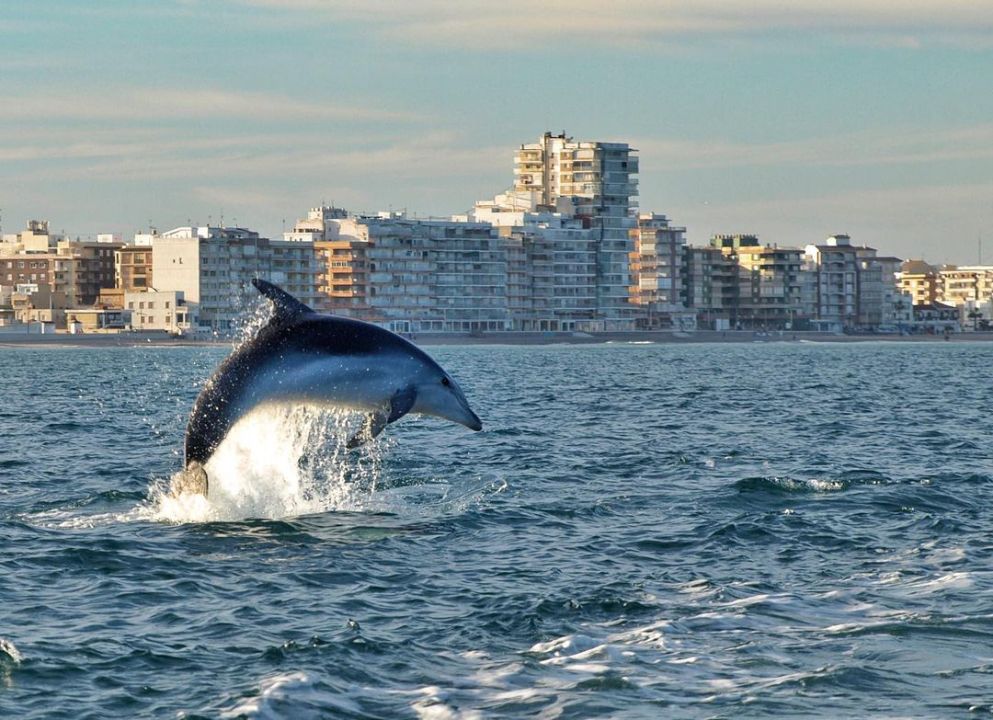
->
512, 132, 639, 330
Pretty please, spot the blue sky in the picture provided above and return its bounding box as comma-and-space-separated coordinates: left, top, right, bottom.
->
3, 0, 992, 262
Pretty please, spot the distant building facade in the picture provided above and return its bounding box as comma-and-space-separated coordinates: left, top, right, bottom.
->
116, 245, 153, 291
897, 260, 938, 306
512, 132, 639, 330
152, 226, 269, 333
125, 289, 197, 333
804, 235, 860, 330
320, 214, 509, 333
629, 213, 686, 328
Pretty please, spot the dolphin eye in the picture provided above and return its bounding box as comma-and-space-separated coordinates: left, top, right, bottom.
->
441, 377, 451, 387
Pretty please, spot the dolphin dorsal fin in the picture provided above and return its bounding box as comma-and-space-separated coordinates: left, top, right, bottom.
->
252, 278, 313, 323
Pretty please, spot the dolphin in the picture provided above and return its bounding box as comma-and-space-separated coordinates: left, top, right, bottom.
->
175, 278, 482, 496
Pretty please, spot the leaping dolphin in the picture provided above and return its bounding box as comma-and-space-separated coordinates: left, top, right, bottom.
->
176, 278, 482, 496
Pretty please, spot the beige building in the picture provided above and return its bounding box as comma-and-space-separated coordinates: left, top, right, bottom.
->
897, 260, 939, 306
125, 289, 197, 333
314, 238, 371, 317
116, 246, 153, 291
66, 307, 130, 332
1, 219, 64, 253
0, 237, 120, 308
8, 284, 69, 328
938, 265, 993, 305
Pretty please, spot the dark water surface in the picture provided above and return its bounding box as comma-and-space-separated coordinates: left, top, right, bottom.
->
1, 342, 992, 718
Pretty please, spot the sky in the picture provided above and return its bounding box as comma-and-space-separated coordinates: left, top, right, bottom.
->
2, 0, 993, 262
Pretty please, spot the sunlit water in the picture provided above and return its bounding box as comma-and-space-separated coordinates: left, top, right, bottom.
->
2, 341, 993, 718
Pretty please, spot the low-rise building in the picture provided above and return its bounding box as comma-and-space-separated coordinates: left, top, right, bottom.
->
125, 289, 197, 333
66, 307, 131, 332
10, 284, 68, 328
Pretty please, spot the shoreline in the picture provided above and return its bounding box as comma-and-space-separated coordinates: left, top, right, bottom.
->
2, 329, 993, 349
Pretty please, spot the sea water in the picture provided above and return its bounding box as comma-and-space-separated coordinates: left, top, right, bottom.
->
1, 341, 992, 718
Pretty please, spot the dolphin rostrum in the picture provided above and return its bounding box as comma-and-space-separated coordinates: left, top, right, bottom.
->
176, 278, 482, 496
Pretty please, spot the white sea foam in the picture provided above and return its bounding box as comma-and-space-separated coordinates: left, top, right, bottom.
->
221, 672, 331, 719
146, 405, 384, 523
141, 404, 504, 524
0, 638, 22, 665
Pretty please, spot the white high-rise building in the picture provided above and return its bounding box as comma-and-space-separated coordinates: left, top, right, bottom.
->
512, 132, 639, 330
470, 196, 595, 331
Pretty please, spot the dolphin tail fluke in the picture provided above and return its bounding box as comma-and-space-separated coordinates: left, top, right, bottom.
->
171, 461, 209, 497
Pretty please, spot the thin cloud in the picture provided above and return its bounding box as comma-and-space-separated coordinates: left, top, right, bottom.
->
0, 88, 419, 123
634, 124, 993, 171
228, 0, 993, 47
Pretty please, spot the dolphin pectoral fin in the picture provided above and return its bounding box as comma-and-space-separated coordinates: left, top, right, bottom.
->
346, 388, 417, 449
171, 461, 209, 497
346, 410, 389, 449
388, 386, 417, 423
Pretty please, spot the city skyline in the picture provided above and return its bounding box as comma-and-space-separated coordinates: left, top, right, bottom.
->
3, 1, 993, 262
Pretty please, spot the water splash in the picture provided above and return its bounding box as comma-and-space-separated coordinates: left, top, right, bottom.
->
232, 294, 274, 348
1, 638, 22, 687
143, 405, 505, 524
147, 405, 385, 523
